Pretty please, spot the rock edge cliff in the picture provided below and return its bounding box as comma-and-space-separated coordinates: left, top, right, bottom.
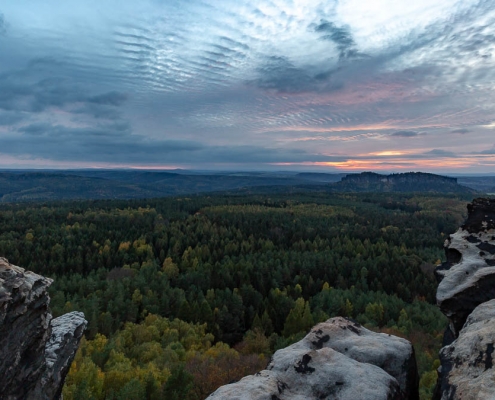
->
0, 257, 87, 400
433, 198, 495, 399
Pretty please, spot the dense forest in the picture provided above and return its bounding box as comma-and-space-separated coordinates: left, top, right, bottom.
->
0, 192, 473, 399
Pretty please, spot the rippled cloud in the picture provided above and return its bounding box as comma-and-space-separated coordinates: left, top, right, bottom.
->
0, 0, 494, 172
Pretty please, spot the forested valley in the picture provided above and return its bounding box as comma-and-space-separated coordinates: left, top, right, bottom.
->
0, 192, 472, 399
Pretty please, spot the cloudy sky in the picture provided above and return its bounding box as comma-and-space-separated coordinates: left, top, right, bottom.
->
1, 0, 495, 172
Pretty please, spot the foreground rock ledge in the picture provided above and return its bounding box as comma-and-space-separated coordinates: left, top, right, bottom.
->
208, 317, 418, 400
0, 257, 87, 400
434, 299, 495, 400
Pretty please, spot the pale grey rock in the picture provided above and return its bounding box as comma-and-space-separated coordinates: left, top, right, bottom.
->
208, 347, 403, 400
0, 257, 87, 400
208, 317, 417, 400
436, 227, 495, 337
35, 312, 88, 400
436, 198, 495, 337
434, 199, 495, 399
435, 299, 495, 400
207, 370, 288, 400
270, 317, 417, 399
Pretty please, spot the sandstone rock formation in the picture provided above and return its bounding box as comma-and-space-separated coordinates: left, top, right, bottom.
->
208, 317, 418, 400
435, 299, 495, 399
434, 198, 495, 399
0, 257, 87, 400
39, 311, 88, 399
436, 198, 495, 338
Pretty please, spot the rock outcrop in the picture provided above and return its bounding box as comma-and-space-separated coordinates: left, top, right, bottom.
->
208, 317, 418, 400
39, 311, 88, 399
435, 299, 495, 399
0, 257, 87, 400
434, 198, 495, 399
436, 198, 495, 338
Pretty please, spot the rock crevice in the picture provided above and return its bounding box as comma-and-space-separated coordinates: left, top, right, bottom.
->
434, 198, 495, 399
0, 257, 87, 400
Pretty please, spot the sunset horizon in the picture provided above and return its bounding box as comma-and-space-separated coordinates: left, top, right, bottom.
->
1, 1, 495, 172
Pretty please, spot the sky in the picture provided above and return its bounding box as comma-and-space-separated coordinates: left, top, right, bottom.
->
1, 0, 495, 173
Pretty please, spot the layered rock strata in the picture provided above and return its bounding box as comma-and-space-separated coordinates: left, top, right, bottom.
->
0, 257, 87, 400
434, 198, 495, 399
436, 198, 495, 338
208, 317, 418, 400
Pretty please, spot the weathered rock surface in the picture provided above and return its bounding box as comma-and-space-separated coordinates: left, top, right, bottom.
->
434, 198, 495, 399
208, 317, 418, 400
434, 299, 495, 400
270, 317, 418, 398
37, 311, 88, 400
436, 198, 495, 337
0, 257, 87, 400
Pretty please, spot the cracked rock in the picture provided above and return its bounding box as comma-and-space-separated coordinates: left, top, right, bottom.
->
0, 257, 87, 400
207, 317, 417, 400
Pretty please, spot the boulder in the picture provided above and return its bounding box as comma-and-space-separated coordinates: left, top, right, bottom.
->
208, 317, 418, 400
208, 347, 403, 400
270, 317, 418, 399
0, 257, 87, 400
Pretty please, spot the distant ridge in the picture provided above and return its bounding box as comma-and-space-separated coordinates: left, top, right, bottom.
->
0, 170, 478, 203
0, 171, 308, 202
333, 171, 474, 193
